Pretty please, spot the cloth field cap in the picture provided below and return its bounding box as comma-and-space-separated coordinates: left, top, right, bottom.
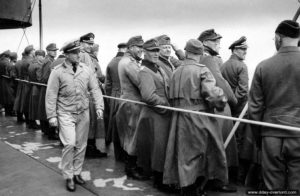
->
9, 52, 17, 61
198, 29, 222, 42
117, 42, 127, 48
184, 39, 204, 55
46, 43, 58, 51
229, 36, 248, 50
275, 20, 300, 38
35, 50, 46, 57
80, 32, 95, 44
60, 39, 81, 54
127, 35, 144, 48
155, 34, 171, 46
1, 50, 11, 57
143, 38, 160, 51
24, 45, 34, 54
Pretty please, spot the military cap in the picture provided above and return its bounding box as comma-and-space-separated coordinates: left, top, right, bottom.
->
198, 29, 222, 42
46, 43, 58, 51
127, 35, 144, 48
9, 52, 18, 61
155, 35, 171, 46
229, 36, 248, 50
275, 20, 300, 38
24, 45, 34, 54
35, 50, 46, 57
1, 50, 11, 57
184, 39, 204, 55
117, 42, 127, 48
80, 32, 95, 44
143, 38, 160, 51
60, 40, 81, 53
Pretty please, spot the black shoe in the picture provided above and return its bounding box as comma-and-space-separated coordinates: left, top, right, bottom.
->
66, 178, 76, 192
17, 117, 25, 123
214, 184, 237, 193
85, 146, 107, 158
27, 123, 40, 130
48, 133, 59, 140
125, 167, 149, 181
73, 175, 85, 185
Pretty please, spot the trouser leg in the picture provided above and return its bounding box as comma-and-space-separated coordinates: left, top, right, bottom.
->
58, 112, 76, 179
262, 137, 286, 190
73, 109, 90, 176
285, 137, 300, 192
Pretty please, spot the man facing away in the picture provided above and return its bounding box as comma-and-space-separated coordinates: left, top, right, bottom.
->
163, 39, 228, 196
105, 42, 127, 161
249, 20, 300, 192
46, 40, 104, 192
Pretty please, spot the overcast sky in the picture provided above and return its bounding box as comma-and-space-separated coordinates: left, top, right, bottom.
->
0, 0, 299, 79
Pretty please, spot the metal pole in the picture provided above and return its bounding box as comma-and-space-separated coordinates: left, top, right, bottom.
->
39, 0, 43, 50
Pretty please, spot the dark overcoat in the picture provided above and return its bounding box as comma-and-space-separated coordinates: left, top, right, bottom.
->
116, 52, 142, 155
136, 61, 171, 173
28, 58, 43, 120
105, 52, 124, 143
13, 56, 33, 113
200, 49, 238, 167
37, 55, 55, 120
163, 58, 228, 187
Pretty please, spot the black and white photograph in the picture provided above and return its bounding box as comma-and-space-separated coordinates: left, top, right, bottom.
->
0, 0, 300, 195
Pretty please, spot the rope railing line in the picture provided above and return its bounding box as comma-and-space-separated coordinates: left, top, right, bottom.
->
2, 75, 300, 133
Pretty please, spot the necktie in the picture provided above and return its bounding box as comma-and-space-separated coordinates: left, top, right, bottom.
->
72, 64, 77, 73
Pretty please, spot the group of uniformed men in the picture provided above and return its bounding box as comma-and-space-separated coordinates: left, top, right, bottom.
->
0, 19, 300, 195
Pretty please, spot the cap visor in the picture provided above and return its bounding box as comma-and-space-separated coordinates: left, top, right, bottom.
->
145, 47, 160, 51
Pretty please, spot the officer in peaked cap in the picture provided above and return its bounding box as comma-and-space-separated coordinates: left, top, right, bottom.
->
79, 33, 94, 70
38, 43, 61, 139
46, 38, 104, 192
229, 36, 248, 51
221, 35, 250, 186
61, 40, 81, 54
117, 42, 127, 49
80, 32, 95, 44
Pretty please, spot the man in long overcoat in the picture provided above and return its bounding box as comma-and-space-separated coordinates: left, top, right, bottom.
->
37, 43, 59, 139
0, 50, 14, 116
198, 29, 238, 191
116, 35, 148, 180
28, 50, 45, 124
13, 45, 37, 127
163, 39, 228, 196
135, 39, 171, 190
105, 42, 127, 161
249, 20, 300, 192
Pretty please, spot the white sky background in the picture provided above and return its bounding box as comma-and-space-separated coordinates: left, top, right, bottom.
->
0, 0, 299, 80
